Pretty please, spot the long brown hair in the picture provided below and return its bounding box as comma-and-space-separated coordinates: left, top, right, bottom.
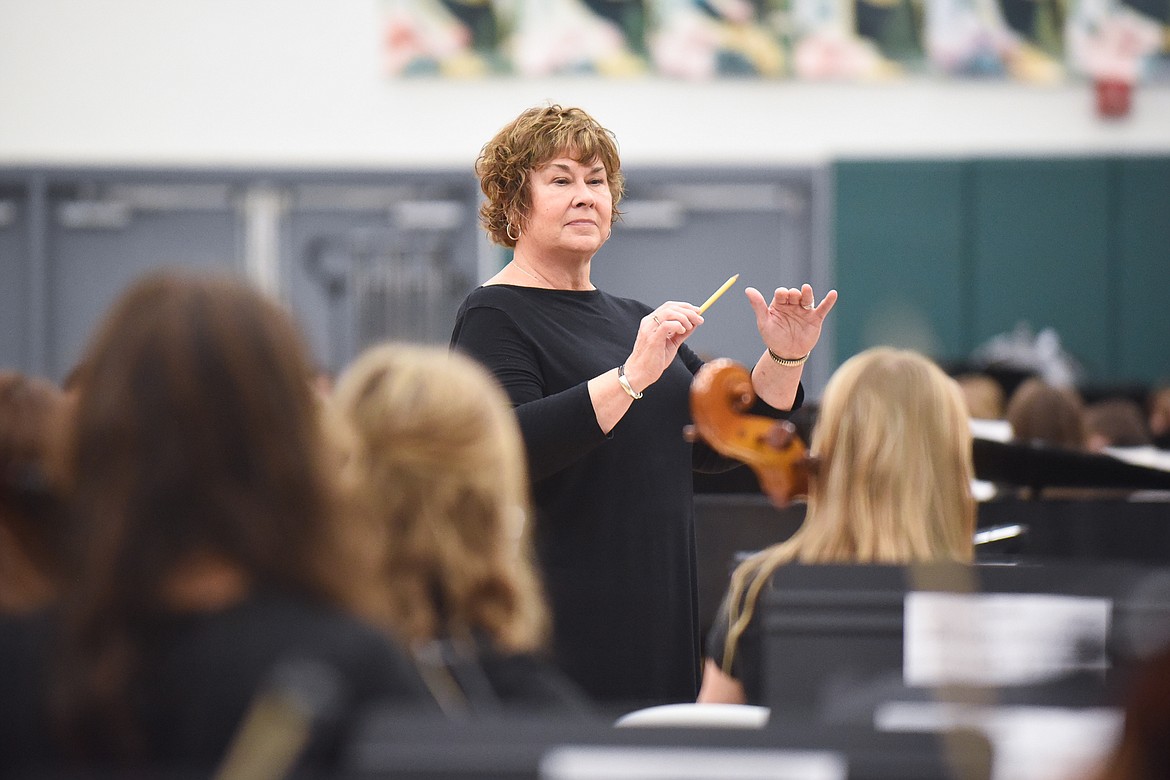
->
54, 270, 356, 757
721, 347, 976, 672
332, 344, 549, 653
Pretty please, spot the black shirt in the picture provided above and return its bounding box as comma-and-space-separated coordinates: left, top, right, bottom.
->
452, 284, 800, 707
0, 595, 434, 775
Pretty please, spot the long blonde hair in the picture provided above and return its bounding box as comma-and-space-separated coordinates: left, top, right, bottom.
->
721, 347, 975, 672
332, 344, 548, 653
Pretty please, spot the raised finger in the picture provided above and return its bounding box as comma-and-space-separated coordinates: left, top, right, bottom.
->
813, 288, 839, 317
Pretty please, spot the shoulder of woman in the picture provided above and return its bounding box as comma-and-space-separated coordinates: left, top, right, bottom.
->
464, 283, 505, 302
464, 283, 543, 307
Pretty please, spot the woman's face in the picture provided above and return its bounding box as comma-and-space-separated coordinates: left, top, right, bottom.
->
520, 156, 612, 259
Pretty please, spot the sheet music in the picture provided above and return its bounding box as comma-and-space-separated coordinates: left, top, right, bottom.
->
904, 592, 1111, 687
876, 702, 1123, 780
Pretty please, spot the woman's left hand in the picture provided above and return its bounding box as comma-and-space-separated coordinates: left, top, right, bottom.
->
745, 283, 838, 361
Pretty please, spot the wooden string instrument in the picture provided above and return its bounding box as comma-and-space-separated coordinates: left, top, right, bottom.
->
684, 358, 812, 507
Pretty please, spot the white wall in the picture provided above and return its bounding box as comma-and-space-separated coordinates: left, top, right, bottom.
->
2, 0, 1170, 169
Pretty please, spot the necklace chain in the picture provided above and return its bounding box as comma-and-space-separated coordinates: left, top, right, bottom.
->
511, 261, 547, 285
509, 260, 594, 291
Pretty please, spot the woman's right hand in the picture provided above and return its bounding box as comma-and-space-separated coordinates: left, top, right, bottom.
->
622, 302, 704, 395
589, 301, 704, 434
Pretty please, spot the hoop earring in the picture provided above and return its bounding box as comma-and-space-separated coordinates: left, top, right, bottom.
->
506, 222, 521, 242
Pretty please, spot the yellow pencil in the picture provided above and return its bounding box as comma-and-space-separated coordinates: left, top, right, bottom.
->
697, 273, 739, 314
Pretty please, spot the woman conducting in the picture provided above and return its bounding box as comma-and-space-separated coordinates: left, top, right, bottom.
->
699, 347, 977, 705
450, 103, 836, 707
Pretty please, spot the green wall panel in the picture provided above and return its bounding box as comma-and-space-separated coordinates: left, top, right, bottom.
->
833, 161, 968, 364
1116, 158, 1170, 385
971, 159, 1112, 379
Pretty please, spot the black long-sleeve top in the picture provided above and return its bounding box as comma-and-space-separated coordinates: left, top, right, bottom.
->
451, 284, 801, 707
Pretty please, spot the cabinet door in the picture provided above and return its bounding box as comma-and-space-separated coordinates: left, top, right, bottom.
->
47, 182, 239, 380
281, 178, 480, 375
833, 160, 968, 363
971, 159, 1111, 379
1116, 158, 1170, 384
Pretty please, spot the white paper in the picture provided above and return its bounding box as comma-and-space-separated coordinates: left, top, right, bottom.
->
904, 592, 1111, 687
876, 702, 1123, 780
541, 746, 848, 780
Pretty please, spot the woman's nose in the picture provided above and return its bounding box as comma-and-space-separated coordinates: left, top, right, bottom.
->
572, 180, 594, 206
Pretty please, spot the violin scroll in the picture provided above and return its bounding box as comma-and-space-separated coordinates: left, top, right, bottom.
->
687, 358, 811, 507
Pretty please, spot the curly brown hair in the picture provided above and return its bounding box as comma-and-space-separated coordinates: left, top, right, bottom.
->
476, 104, 625, 248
